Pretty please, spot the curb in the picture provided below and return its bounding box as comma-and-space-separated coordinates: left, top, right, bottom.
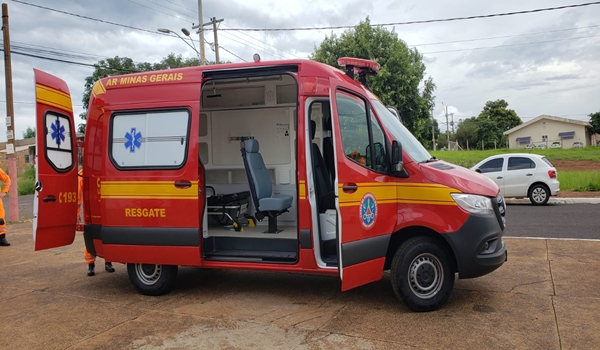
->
505, 197, 600, 205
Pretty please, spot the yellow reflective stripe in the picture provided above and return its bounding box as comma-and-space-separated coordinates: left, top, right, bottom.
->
298, 181, 306, 199
91, 80, 106, 97
36, 84, 73, 112
337, 182, 460, 206
101, 181, 198, 199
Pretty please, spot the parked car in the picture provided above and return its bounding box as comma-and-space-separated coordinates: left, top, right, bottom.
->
549, 141, 562, 149
523, 143, 534, 149
536, 144, 547, 149
573, 141, 584, 148
471, 153, 559, 205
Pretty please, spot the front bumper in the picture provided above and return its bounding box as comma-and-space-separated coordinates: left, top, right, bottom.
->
443, 195, 508, 279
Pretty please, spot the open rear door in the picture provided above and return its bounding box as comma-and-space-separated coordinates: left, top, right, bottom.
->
32, 69, 78, 250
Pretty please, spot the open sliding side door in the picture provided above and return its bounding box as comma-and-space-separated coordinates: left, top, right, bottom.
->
32, 69, 78, 250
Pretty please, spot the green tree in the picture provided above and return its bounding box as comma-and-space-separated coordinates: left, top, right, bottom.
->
22, 126, 35, 139
477, 99, 521, 147
311, 18, 436, 144
475, 118, 501, 149
590, 111, 600, 134
454, 117, 478, 150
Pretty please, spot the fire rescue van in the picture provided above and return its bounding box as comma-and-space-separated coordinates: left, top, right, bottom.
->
32, 57, 507, 312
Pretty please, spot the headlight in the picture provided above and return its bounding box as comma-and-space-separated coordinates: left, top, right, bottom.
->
450, 193, 493, 214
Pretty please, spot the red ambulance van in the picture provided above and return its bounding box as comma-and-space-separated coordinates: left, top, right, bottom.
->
32, 57, 507, 312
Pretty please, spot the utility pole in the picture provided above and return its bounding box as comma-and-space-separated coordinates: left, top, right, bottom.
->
431, 107, 436, 151
451, 113, 455, 134
2, 3, 18, 221
210, 17, 224, 63
444, 105, 449, 147
196, 0, 206, 65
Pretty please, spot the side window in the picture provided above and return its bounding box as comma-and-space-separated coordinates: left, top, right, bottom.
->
479, 158, 504, 173
507, 157, 536, 171
110, 110, 190, 168
336, 91, 387, 172
368, 109, 388, 173
45, 112, 74, 172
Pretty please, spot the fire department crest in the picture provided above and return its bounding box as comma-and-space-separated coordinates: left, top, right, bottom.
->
359, 193, 377, 229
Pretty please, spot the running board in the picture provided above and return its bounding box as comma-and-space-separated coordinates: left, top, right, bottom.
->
205, 249, 298, 262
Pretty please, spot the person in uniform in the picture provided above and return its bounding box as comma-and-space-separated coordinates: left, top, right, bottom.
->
78, 168, 114, 276
0, 168, 11, 246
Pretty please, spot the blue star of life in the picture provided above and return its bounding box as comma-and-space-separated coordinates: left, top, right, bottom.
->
124, 127, 142, 153
50, 118, 66, 147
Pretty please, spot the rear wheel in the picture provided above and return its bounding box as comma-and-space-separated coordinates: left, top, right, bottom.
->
390, 237, 454, 312
529, 184, 550, 205
127, 263, 178, 296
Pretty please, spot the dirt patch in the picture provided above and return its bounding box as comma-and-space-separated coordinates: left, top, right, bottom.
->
558, 191, 600, 198
551, 160, 599, 172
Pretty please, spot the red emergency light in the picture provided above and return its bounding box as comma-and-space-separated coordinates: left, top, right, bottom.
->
337, 57, 380, 73
337, 57, 379, 88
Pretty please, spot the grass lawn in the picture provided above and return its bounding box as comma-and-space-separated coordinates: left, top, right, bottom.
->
559, 171, 600, 191
430, 147, 600, 169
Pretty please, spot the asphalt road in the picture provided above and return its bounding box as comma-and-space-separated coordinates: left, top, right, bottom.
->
4, 195, 599, 239
503, 203, 600, 239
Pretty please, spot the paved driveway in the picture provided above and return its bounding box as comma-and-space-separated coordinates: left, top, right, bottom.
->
2, 222, 600, 349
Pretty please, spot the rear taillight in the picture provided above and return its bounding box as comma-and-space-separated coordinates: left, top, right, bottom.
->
548, 169, 556, 179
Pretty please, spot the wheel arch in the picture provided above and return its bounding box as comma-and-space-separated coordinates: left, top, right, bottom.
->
384, 226, 457, 273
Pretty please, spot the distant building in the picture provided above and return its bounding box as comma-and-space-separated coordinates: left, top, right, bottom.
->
0, 137, 35, 174
504, 115, 597, 149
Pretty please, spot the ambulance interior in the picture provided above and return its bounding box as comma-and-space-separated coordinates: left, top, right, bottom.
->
199, 74, 338, 266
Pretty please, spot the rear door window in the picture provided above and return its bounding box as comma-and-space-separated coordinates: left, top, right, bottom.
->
507, 157, 536, 171
479, 158, 504, 173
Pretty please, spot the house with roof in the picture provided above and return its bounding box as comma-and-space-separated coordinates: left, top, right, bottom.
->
504, 115, 597, 149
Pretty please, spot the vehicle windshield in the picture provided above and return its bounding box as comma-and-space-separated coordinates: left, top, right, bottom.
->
371, 99, 432, 163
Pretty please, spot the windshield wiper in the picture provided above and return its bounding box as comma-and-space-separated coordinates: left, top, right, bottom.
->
422, 156, 438, 163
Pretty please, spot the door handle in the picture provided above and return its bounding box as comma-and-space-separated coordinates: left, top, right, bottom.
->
496, 177, 503, 179
43, 196, 57, 203
526, 173, 533, 176
174, 180, 192, 189
342, 183, 358, 193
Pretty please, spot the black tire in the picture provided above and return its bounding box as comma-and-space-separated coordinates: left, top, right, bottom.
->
390, 237, 454, 312
529, 184, 550, 206
127, 263, 178, 296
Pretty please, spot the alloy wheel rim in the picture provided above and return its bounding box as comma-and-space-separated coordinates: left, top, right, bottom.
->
532, 187, 547, 203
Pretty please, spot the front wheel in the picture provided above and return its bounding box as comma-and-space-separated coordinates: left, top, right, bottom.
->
390, 237, 455, 312
127, 263, 178, 296
529, 184, 550, 205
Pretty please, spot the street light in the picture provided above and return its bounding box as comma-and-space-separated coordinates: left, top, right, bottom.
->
158, 27, 201, 63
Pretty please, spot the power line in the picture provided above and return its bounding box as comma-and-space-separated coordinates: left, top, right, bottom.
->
11, 0, 167, 36
421, 33, 600, 54
10, 0, 248, 62
410, 24, 600, 47
219, 2, 600, 32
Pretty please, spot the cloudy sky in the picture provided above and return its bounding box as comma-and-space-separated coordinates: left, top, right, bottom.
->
1, 0, 599, 141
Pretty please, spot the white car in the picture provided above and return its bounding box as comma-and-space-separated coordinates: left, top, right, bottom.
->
471, 153, 560, 205
549, 141, 562, 149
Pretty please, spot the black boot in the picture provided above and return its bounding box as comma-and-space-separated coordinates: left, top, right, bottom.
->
87, 263, 95, 276
105, 262, 115, 273
0, 234, 10, 246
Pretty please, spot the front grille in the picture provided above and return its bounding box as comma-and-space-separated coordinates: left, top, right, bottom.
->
492, 195, 506, 230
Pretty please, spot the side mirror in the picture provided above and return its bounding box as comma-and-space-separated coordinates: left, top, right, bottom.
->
475, 168, 482, 174
391, 140, 404, 173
